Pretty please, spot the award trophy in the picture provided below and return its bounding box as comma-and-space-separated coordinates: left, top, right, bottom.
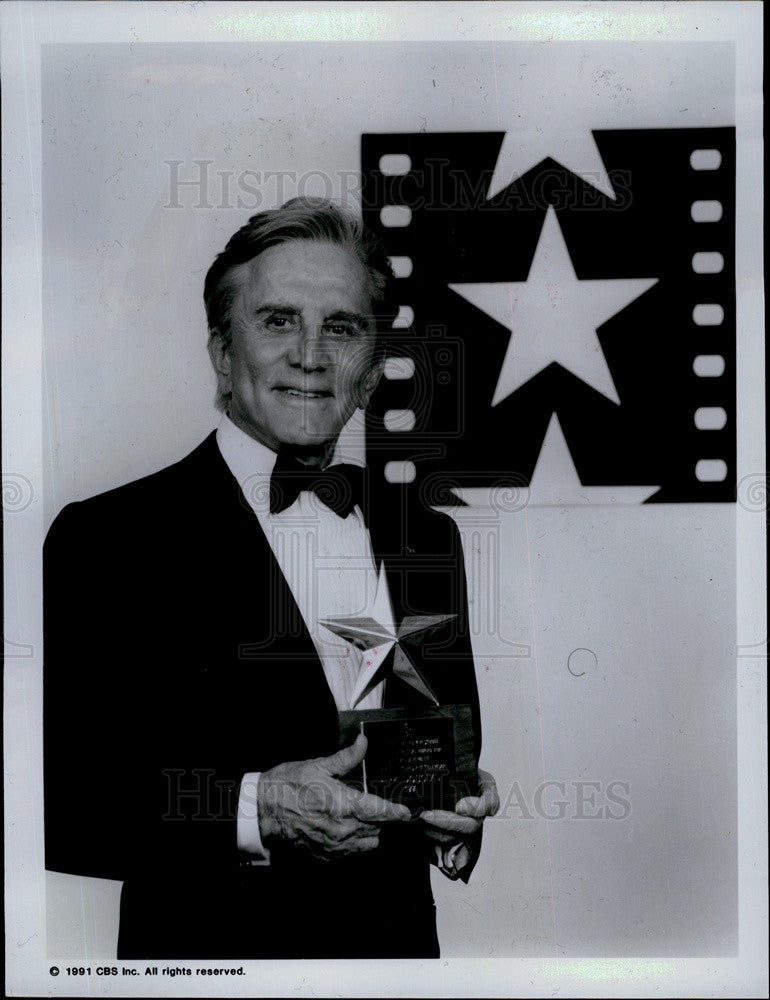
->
321, 585, 478, 815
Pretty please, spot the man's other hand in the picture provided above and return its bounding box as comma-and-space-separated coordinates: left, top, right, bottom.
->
257, 734, 411, 861
419, 768, 500, 846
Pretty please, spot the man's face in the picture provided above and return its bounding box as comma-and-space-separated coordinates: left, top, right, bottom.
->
209, 239, 383, 456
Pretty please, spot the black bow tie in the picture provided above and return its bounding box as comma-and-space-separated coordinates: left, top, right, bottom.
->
269, 454, 367, 518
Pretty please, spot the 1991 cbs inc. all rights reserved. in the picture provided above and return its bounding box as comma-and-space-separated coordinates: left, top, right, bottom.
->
50, 965, 246, 979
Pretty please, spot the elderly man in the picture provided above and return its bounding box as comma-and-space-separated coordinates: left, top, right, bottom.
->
44, 198, 498, 959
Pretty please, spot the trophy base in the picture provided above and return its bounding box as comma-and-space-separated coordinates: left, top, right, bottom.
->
338, 704, 478, 815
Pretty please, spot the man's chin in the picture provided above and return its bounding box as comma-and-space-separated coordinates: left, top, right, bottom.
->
277, 409, 352, 447
227, 408, 340, 455
277, 423, 342, 453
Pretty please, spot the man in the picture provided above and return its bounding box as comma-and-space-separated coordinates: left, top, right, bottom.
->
44, 197, 498, 959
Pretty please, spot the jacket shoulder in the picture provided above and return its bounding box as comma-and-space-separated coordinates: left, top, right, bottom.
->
45, 432, 222, 544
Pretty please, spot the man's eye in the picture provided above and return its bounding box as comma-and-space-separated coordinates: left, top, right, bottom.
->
265, 314, 295, 331
325, 322, 358, 337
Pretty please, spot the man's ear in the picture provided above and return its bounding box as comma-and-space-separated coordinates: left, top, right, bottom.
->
207, 331, 232, 385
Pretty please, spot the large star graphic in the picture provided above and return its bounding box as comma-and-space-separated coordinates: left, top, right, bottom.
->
482, 48, 626, 201
488, 130, 616, 201
449, 414, 659, 508
319, 565, 456, 706
449, 206, 657, 407
482, 42, 727, 201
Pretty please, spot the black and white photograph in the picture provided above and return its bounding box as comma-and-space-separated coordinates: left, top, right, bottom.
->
2, 2, 766, 996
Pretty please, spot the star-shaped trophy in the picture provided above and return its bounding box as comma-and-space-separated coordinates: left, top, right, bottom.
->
320, 570, 478, 815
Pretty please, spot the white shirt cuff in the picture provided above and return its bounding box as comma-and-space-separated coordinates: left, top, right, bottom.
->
435, 841, 471, 879
237, 772, 271, 865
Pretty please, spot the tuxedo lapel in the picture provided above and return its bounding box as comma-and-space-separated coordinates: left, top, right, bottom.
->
365, 482, 409, 623
365, 484, 440, 711
186, 434, 339, 735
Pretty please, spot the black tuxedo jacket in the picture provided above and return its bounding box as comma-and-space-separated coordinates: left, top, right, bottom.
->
44, 432, 482, 959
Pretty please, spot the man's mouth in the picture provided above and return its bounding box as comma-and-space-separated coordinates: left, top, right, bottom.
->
273, 386, 333, 399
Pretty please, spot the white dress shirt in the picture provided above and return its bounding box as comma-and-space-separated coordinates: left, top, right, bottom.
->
217, 413, 469, 876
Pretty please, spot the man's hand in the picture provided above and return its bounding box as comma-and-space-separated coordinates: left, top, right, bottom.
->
419, 768, 500, 846
257, 734, 411, 861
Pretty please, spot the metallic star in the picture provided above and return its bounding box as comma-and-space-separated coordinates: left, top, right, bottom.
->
320, 568, 456, 705
449, 206, 658, 407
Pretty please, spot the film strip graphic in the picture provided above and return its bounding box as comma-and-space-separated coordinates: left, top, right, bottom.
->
688, 147, 734, 488
362, 128, 736, 505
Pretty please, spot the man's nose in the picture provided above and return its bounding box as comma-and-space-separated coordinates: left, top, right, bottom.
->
286, 327, 334, 371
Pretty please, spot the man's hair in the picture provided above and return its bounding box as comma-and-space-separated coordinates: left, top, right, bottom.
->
204, 197, 398, 410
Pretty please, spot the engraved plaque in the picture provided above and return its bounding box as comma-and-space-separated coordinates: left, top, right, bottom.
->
338, 704, 478, 815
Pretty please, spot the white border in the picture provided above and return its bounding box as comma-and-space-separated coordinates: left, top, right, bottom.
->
2, 3, 766, 997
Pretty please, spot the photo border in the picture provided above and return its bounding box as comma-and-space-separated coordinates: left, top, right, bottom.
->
2, 3, 765, 997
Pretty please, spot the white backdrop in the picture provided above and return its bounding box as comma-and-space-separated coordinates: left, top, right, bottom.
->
3, 5, 766, 998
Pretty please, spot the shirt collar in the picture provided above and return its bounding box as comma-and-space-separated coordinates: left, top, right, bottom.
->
216, 410, 367, 517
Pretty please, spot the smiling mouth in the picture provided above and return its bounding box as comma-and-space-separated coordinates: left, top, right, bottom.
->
273, 386, 333, 399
